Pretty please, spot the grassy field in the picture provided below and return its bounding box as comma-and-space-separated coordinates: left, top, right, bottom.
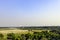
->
0, 27, 60, 40
0, 29, 28, 34
0, 29, 50, 34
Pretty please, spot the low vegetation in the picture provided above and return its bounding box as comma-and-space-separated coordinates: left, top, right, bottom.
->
0, 27, 60, 40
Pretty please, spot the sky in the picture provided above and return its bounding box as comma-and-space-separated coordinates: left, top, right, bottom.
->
0, 0, 60, 27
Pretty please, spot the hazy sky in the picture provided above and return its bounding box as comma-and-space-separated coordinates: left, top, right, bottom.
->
0, 0, 60, 26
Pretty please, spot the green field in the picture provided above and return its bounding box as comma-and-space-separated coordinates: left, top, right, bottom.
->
0, 27, 60, 40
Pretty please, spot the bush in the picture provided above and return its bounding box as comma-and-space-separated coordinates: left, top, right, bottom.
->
0, 33, 4, 38
0, 33, 4, 40
7, 33, 16, 40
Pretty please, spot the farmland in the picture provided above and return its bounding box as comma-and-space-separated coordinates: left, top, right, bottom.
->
0, 26, 60, 40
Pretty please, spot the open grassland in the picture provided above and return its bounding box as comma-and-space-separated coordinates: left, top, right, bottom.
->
0, 29, 29, 34
0, 27, 60, 40
0, 29, 50, 34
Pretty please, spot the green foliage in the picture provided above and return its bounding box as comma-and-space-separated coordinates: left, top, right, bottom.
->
7, 33, 16, 40
0, 29, 60, 40
0, 33, 4, 40
0, 33, 4, 38
25, 33, 33, 40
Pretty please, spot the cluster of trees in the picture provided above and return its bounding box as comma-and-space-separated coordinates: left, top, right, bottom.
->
0, 30, 60, 40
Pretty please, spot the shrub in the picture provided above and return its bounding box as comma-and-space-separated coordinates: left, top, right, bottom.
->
7, 33, 16, 40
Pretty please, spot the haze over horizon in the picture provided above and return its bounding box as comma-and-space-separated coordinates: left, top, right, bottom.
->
0, 0, 60, 27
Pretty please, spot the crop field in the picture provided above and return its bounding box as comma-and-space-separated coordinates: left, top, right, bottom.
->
0, 27, 60, 40
0, 30, 29, 34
